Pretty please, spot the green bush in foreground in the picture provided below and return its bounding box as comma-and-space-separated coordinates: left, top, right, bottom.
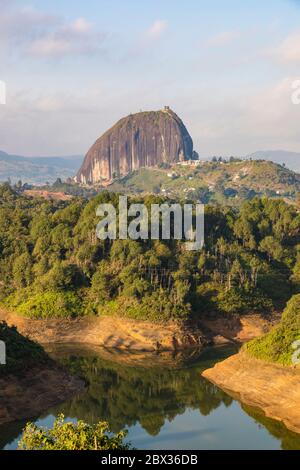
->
244, 294, 300, 365
18, 415, 131, 450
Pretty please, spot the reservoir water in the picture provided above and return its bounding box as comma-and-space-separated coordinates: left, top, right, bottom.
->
1, 344, 300, 450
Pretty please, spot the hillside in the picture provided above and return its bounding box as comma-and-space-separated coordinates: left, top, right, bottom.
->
248, 150, 300, 172
0, 185, 299, 326
245, 294, 300, 365
107, 159, 300, 205
0, 151, 83, 185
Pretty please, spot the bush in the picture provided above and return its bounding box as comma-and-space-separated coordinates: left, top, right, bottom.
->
0, 322, 49, 376
100, 290, 191, 323
18, 414, 131, 450
193, 283, 273, 316
244, 294, 300, 365
16, 291, 83, 319
216, 287, 273, 315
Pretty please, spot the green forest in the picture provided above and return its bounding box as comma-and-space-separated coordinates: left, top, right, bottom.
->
1, 182, 300, 326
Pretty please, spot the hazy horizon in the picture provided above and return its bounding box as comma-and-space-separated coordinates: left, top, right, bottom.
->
1, 0, 300, 157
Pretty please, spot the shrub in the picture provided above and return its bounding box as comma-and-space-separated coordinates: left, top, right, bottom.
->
0, 322, 49, 376
18, 414, 131, 450
16, 291, 83, 319
244, 294, 300, 365
193, 283, 273, 316
216, 287, 273, 315
100, 290, 191, 323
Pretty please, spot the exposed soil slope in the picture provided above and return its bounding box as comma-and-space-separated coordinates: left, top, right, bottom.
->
0, 310, 207, 352
0, 310, 278, 352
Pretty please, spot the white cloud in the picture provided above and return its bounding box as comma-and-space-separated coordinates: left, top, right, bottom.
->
272, 31, 300, 63
27, 16, 105, 58
34, 96, 65, 112
66, 18, 92, 35
146, 20, 168, 40
2, 76, 300, 157
28, 38, 72, 57
205, 31, 240, 47
0, 88, 107, 154
176, 76, 300, 157
0, 5, 58, 43
0, 3, 105, 58
31, 18, 105, 57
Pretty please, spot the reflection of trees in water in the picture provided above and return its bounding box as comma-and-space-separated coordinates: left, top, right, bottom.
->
50, 354, 232, 436
2, 347, 300, 450
242, 404, 300, 451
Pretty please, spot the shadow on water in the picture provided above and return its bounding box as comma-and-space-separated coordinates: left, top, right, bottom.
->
1, 343, 300, 450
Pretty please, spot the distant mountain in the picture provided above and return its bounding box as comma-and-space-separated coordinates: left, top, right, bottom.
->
247, 150, 300, 172
0, 151, 84, 184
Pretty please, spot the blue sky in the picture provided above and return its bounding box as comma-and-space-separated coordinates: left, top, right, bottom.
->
1, 0, 300, 157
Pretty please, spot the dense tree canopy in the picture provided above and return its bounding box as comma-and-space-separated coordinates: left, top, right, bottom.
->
1, 183, 300, 322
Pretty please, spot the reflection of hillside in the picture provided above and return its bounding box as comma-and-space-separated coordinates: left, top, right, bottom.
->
242, 405, 300, 451
46, 346, 234, 436
2, 345, 300, 450
45, 343, 237, 370
0, 420, 27, 450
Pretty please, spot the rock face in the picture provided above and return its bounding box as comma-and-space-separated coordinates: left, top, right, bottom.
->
76, 107, 194, 184
202, 352, 300, 434
0, 310, 207, 352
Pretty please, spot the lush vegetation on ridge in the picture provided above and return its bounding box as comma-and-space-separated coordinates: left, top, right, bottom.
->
108, 159, 300, 206
244, 294, 300, 365
1, 183, 300, 322
22, 159, 300, 207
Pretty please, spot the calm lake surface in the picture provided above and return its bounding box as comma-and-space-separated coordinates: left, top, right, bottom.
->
1, 344, 300, 450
